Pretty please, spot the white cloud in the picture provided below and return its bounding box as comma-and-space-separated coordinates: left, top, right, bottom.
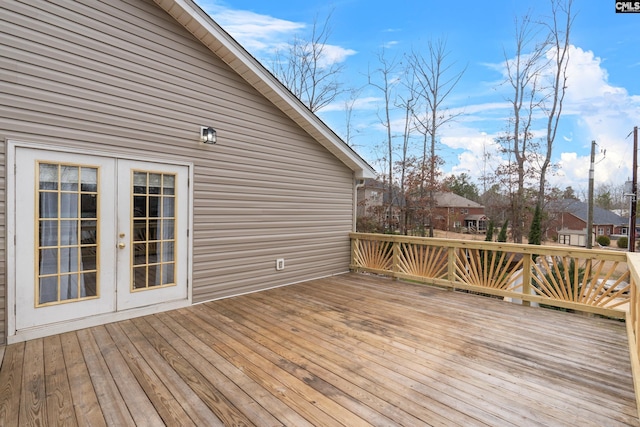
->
320, 96, 381, 113
382, 41, 400, 49
316, 44, 357, 68
446, 44, 639, 192
553, 46, 640, 189
199, 5, 305, 54
198, 2, 356, 71
563, 47, 627, 103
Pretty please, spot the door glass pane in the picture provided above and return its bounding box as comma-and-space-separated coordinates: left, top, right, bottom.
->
133, 220, 147, 241
133, 243, 147, 265
81, 168, 97, 192
133, 172, 147, 193
148, 218, 159, 241
162, 242, 175, 262
161, 219, 174, 240
39, 164, 58, 190
149, 174, 161, 194
130, 170, 178, 291
149, 196, 160, 218
60, 193, 78, 218
81, 220, 96, 244
163, 197, 175, 217
39, 193, 58, 218
81, 246, 96, 270
83, 272, 97, 297
80, 194, 97, 218
133, 266, 147, 289
60, 247, 80, 273
60, 220, 78, 245
59, 274, 79, 300
162, 263, 175, 285
39, 248, 58, 275
39, 276, 58, 304
37, 162, 100, 306
40, 221, 58, 246
148, 265, 159, 287
133, 196, 146, 217
163, 175, 175, 195
60, 166, 79, 191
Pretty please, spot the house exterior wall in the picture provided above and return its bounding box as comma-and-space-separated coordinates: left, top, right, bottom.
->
434, 206, 485, 232
550, 213, 618, 241
559, 213, 587, 232
0, 0, 355, 343
356, 181, 385, 222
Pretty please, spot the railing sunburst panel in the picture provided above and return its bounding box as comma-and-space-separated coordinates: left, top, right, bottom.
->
353, 238, 393, 271
454, 248, 524, 291
531, 256, 631, 308
397, 242, 448, 279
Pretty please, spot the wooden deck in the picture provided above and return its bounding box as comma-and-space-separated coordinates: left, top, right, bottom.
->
1, 273, 638, 426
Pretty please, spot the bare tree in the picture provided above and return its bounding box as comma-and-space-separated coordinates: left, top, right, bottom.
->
537, 0, 574, 207
395, 66, 419, 234
497, 1, 574, 243
410, 39, 466, 236
499, 12, 551, 243
368, 50, 400, 231
272, 11, 345, 112
343, 88, 362, 147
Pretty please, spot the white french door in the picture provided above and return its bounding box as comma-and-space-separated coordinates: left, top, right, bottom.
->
116, 159, 188, 310
14, 147, 189, 332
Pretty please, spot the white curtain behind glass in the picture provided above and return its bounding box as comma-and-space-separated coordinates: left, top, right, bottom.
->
38, 164, 89, 304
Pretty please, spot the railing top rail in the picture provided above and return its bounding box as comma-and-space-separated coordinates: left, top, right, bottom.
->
350, 232, 628, 262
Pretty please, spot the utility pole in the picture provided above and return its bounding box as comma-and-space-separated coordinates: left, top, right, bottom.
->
586, 140, 595, 249
630, 126, 638, 252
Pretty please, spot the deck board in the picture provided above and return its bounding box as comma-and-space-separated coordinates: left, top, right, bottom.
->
59, 332, 106, 427
1, 273, 638, 426
0, 342, 24, 425
21, 339, 46, 426
43, 334, 76, 426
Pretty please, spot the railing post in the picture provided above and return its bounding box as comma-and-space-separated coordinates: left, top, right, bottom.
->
350, 237, 358, 271
447, 247, 456, 291
392, 239, 400, 280
522, 255, 531, 307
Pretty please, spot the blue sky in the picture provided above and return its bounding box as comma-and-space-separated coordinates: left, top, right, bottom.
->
196, 0, 640, 195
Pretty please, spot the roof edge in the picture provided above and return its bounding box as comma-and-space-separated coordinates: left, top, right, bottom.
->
153, 0, 376, 179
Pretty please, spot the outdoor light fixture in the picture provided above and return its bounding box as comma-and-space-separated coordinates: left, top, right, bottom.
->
201, 126, 217, 144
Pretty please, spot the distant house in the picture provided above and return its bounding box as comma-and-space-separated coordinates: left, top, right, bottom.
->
357, 183, 488, 233
356, 179, 386, 220
433, 192, 488, 233
548, 199, 627, 246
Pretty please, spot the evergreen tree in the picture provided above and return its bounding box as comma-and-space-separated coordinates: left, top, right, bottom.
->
528, 203, 542, 246
485, 220, 495, 242
497, 220, 508, 242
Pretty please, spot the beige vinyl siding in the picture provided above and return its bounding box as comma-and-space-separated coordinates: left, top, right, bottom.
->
0, 0, 355, 343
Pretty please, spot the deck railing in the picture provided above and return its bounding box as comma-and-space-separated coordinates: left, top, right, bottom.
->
350, 232, 640, 417
350, 232, 630, 316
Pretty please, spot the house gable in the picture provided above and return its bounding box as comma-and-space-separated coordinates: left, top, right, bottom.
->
153, 0, 375, 179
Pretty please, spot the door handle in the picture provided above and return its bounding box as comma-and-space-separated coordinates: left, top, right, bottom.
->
118, 242, 126, 249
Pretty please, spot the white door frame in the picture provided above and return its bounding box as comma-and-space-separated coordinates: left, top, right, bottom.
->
6, 140, 194, 343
